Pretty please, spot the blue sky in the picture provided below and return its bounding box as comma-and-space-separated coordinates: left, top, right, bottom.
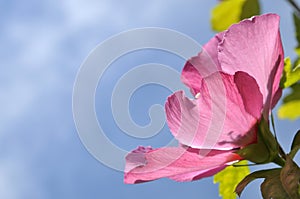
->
1, 0, 300, 198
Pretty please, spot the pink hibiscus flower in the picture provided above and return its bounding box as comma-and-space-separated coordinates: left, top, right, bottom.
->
124, 13, 284, 184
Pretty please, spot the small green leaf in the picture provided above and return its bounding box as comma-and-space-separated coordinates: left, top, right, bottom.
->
292, 56, 300, 75
240, 0, 260, 20
290, 130, 300, 159
258, 117, 278, 158
280, 156, 300, 199
291, 130, 300, 151
213, 160, 250, 199
291, 130, 300, 153
282, 83, 300, 103
235, 169, 281, 196
295, 48, 300, 57
293, 12, 300, 50
236, 118, 279, 164
211, 0, 244, 32
290, 145, 300, 160
211, 0, 260, 32
236, 142, 269, 163
278, 83, 300, 120
280, 57, 300, 88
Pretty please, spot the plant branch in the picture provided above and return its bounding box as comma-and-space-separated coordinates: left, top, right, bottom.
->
270, 113, 287, 160
287, 0, 300, 15
273, 155, 286, 167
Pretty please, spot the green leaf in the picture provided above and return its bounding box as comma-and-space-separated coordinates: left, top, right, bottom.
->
236, 168, 294, 198
293, 12, 300, 51
278, 83, 300, 120
290, 145, 300, 160
258, 117, 278, 159
211, 0, 260, 32
280, 57, 300, 88
236, 142, 269, 163
235, 169, 281, 196
280, 156, 300, 199
240, 0, 260, 20
211, 0, 244, 32
213, 160, 250, 199
289, 130, 300, 159
235, 163, 300, 199
236, 118, 279, 164
282, 83, 300, 104
291, 130, 300, 150
261, 171, 290, 199
278, 100, 300, 120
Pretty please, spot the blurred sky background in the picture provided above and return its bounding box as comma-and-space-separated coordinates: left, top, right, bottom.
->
1, 0, 300, 198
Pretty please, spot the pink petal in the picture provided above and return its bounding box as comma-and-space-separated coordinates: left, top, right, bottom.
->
169, 165, 226, 182
124, 146, 241, 184
234, 71, 263, 119
165, 72, 262, 149
218, 14, 284, 115
181, 33, 223, 96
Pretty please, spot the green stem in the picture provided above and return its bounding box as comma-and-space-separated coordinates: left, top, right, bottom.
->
273, 155, 286, 167
278, 144, 287, 160
287, 0, 300, 15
